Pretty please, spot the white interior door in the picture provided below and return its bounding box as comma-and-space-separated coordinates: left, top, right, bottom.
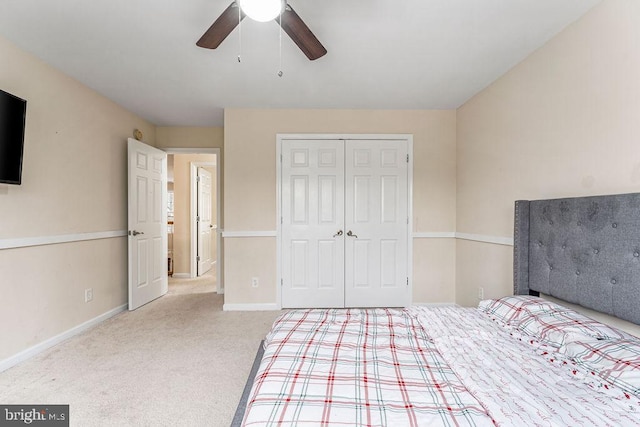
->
127, 138, 168, 310
280, 138, 410, 309
344, 140, 409, 307
197, 167, 213, 276
281, 140, 345, 308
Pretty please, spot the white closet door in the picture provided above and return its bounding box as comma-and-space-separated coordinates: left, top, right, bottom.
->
281, 140, 345, 308
344, 140, 409, 307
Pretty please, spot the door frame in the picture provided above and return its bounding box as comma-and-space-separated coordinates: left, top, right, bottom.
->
163, 148, 222, 294
275, 134, 414, 309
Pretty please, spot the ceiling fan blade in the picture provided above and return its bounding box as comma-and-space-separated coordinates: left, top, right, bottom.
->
278, 5, 327, 60
197, 1, 245, 49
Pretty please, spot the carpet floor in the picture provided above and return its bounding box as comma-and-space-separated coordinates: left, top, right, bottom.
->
0, 272, 283, 426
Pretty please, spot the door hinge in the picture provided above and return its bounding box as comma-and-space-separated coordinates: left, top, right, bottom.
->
197, 256, 201, 261
406, 154, 409, 163
407, 217, 409, 225
197, 215, 200, 222
196, 176, 201, 182
281, 279, 284, 286
281, 216, 283, 224
406, 277, 409, 286
280, 154, 283, 162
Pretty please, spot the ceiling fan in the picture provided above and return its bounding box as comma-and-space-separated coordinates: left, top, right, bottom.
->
196, 0, 327, 60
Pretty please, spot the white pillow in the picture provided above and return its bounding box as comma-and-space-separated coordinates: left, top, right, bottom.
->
477, 295, 565, 325
560, 338, 640, 397
517, 310, 630, 347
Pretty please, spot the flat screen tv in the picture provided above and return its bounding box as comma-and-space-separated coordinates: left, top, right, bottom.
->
0, 89, 27, 185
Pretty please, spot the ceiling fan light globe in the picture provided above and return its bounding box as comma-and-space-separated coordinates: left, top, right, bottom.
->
238, 0, 284, 22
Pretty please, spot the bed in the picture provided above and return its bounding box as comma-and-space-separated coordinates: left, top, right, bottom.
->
235, 193, 640, 426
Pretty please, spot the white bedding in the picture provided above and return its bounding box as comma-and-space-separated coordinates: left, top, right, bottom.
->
240, 306, 640, 426
411, 306, 640, 426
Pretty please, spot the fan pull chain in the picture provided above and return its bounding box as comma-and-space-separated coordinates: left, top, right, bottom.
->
278, 12, 283, 77
237, 4, 242, 63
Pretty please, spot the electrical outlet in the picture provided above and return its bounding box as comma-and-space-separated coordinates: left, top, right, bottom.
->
251, 277, 259, 288
84, 288, 93, 303
478, 287, 484, 300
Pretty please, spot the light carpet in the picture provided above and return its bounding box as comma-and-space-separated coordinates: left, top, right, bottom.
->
0, 273, 283, 426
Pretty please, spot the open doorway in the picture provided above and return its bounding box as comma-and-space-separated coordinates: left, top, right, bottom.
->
165, 149, 221, 294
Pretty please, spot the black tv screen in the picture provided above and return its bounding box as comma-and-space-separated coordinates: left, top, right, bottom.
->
0, 89, 27, 185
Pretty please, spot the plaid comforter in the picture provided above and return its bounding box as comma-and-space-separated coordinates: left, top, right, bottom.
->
242, 309, 494, 426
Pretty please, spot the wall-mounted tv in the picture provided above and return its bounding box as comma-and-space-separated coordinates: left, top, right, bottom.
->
0, 89, 27, 185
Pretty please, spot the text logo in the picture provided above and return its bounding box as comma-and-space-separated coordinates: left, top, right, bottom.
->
0, 405, 68, 426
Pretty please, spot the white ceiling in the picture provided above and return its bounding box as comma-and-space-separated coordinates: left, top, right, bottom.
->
0, 0, 600, 127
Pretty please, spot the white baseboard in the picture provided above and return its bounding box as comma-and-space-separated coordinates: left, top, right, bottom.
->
411, 302, 457, 307
223, 303, 280, 311
0, 304, 127, 373
223, 302, 457, 310
171, 273, 190, 279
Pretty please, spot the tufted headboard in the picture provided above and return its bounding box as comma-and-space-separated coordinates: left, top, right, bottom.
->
514, 193, 640, 325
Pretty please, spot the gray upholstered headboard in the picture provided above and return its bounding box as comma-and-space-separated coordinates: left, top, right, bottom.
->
514, 193, 640, 325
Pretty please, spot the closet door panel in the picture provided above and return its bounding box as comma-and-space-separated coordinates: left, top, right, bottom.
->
344, 140, 409, 307
281, 140, 345, 308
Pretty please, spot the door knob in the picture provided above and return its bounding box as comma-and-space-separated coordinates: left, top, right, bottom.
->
131, 230, 144, 236
333, 230, 343, 237
346, 230, 358, 238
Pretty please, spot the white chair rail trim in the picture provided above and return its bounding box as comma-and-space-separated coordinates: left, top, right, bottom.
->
455, 232, 513, 246
0, 230, 512, 251
412, 232, 456, 239
221, 230, 513, 246
0, 230, 127, 250
221, 230, 278, 238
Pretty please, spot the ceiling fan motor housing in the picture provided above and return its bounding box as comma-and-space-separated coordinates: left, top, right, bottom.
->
238, 0, 285, 22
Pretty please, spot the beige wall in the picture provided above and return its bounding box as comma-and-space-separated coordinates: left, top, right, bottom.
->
156, 127, 223, 150
456, 0, 640, 306
0, 35, 155, 360
223, 109, 457, 305
171, 154, 216, 275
